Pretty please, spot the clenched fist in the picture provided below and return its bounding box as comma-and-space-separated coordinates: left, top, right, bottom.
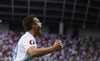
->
53, 40, 63, 51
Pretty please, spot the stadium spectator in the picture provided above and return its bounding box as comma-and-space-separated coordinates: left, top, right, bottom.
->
0, 30, 100, 61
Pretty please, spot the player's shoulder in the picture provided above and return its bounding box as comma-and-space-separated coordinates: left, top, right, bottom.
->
19, 34, 36, 46
23, 34, 35, 40
20, 32, 36, 42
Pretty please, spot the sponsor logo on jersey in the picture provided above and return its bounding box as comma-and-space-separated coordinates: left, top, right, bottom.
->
29, 40, 35, 45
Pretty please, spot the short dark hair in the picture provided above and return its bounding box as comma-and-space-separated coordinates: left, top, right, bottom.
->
23, 15, 36, 31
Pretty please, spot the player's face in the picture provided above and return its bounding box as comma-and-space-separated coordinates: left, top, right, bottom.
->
33, 17, 42, 36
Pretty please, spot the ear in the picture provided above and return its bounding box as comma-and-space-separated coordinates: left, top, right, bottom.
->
32, 24, 36, 29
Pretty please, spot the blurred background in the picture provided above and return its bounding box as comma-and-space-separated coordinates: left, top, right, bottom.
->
0, 0, 100, 61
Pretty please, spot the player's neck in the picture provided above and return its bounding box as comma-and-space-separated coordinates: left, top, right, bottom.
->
27, 30, 36, 38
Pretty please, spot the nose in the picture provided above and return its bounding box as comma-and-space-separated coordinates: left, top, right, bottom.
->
39, 22, 42, 27
40, 22, 42, 27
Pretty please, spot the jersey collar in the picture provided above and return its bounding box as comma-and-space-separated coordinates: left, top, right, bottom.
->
25, 32, 33, 36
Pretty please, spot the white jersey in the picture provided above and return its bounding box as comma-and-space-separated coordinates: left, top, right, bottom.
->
12, 32, 37, 61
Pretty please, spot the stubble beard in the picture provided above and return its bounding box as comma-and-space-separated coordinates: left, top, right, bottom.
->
35, 27, 41, 36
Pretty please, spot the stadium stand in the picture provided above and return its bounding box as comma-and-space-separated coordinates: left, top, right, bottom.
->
0, 31, 100, 61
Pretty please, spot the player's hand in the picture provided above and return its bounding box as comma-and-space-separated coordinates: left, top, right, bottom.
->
53, 40, 63, 51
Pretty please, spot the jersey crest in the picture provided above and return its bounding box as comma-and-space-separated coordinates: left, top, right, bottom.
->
29, 40, 35, 45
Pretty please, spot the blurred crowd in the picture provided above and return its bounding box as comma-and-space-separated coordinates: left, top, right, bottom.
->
0, 31, 100, 61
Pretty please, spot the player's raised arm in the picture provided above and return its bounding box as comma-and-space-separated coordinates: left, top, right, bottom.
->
27, 40, 62, 57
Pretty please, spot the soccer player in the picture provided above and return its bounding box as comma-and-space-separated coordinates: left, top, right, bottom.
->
12, 15, 62, 61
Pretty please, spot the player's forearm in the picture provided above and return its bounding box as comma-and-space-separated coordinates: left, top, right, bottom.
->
28, 40, 62, 57
31, 46, 55, 57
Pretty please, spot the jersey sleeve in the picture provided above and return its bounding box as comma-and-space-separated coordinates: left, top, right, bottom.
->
22, 37, 37, 52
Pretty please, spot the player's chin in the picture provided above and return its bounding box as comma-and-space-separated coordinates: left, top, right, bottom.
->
39, 31, 42, 35
37, 30, 41, 36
